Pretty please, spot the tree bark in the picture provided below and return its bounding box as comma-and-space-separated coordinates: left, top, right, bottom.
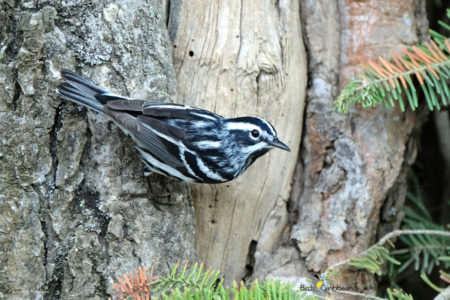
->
168, 0, 307, 284
0, 1, 195, 299
251, 0, 428, 294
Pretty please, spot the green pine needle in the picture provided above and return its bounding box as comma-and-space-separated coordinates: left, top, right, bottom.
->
387, 288, 414, 300
334, 9, 450, 113
420, 273, 444, 293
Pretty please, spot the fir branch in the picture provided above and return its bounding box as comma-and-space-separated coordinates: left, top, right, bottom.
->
325, 229, 450, 275
390, 245, 449, 255
334, 8, 450, 113
151, 262, 221, 296
386, 288, 414, 300
110, 266, 156, 300
392, 172, 450, 276
377, 230, 450, 247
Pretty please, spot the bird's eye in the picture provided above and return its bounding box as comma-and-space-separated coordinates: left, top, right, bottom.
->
251, 129, 260, 138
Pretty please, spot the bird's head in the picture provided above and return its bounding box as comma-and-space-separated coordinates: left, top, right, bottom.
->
225, 117, 290, 167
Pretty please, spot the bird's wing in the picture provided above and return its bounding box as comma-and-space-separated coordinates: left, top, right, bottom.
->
105, 99, 222, 144
103, 99, 160, 111
104, 99, 221, 120
142, 102, 222, 120
103, 104, 187, 170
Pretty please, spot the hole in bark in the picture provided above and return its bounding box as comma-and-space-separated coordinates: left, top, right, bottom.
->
188, 50, 194, 57
243, 240, 258, 281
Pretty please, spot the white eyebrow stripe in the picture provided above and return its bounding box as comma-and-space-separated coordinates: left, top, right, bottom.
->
225, 122, 261, 132
260, 119, 276, 136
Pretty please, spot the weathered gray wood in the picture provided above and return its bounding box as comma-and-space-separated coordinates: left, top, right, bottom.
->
169, 0, 307, 283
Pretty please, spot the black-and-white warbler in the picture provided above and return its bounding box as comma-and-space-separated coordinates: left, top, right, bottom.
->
56, 69, 290, 183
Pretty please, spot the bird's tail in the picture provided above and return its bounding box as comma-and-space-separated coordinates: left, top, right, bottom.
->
56, 69, 110, 113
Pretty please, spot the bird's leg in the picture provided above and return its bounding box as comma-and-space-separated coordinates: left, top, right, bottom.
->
145, 174, 182, 206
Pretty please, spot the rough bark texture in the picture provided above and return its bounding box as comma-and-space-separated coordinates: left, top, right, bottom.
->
0, 1, 196, 299
168, 0, 307, 284
251, 0, 428, 294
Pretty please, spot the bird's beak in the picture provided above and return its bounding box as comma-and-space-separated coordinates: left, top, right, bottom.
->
268, 138, 291, 151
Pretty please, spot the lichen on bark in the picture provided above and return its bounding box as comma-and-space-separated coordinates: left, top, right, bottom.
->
0, 1, 195, 299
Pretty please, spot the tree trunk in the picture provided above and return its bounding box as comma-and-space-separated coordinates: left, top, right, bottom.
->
0, 1, 195, 299
168, 0, 307, 284
251, 0, 428, 294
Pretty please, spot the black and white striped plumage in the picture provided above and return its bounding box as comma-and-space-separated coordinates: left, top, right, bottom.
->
56, 69, 290, 183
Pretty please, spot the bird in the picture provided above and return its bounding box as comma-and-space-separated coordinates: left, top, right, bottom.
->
56, 69, 290, 184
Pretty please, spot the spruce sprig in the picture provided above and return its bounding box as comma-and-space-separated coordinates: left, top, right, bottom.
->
334, 9, 450, 113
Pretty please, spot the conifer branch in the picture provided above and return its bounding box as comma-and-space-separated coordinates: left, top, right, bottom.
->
110, 266, 156, 300
324, 229, 450, 275
334, 9, 450, 113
